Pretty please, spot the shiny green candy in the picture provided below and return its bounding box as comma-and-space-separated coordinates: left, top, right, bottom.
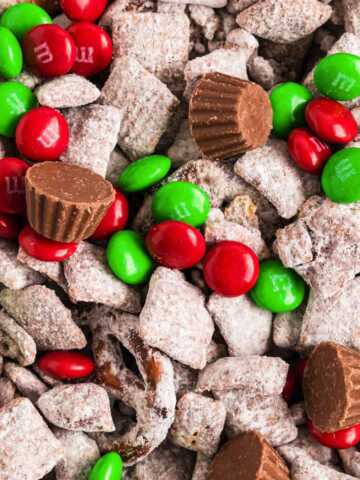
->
314, 53, 360, 101
0, 3, 52, 40
270, 82, 313, 138
88, 452, 123, 480
0, 81, 37, 137
321, 147, 360, 203
0, 27, 23, 79
107, 230, 154, 285
250, 259, 305, 313
118, 154, 171, 192
152, 181, 211, 227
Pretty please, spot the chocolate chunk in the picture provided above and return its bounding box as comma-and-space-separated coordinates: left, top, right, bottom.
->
189, 73, 272, 160
303, 342, 360, 432
25, 162, 115, 243
208, 431, 290, 480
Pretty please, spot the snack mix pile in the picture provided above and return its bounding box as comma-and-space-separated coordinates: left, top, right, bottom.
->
3, 0, 360, 479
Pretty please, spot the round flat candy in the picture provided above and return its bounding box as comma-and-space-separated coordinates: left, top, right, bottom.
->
0, 212, 22, 239
0, 81, 37, 137
88, 452, 123, 480
60, 0, 107, 22
118, 154, 171, 193
0, 3, 51, 40
38, 351, 95, 380
288, 128, 331, 174
0, 26, 23, 79
91, 190, 129, 240
0, 157, 29, 214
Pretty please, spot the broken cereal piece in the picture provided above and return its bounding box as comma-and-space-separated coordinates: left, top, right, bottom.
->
4, 361, 48, 402
166, 120, 202, 168
0, 309, 36, 366
273, 309, 303, 350
0, 377, 16, 408
291, 456, 357, 480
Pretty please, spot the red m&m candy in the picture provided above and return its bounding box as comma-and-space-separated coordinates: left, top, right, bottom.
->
305, 98, 358, 144
307, 420, 360, 449
0, 157, 29, 214
16, 107, 69, 161
0, 212, 22, 239
60, 0, 107, 22
146, 220, 206, 269
68, 22, 112, 77
38, 351, 95, 380
19, 225, 78, 261
23, 24, 76, 77
288, 128, 332, 174
91, 190, 129, 240
203, 241, 259, 297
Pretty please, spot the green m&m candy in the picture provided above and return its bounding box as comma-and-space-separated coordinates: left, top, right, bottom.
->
152, 181, 211, 227
107, 230, 154, 285
270, 82, 313, 138
314, 53, 360, 101
0, 27, 23, 79
88, 452, 123, 480
118, 154, 171, 192
321, 147, 360, 203
0, 3, 52, 40
250, 259, 305, 313
0, 81, 37, 137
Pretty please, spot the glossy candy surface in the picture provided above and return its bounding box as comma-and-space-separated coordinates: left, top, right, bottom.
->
152, 181, 211, 228
91, 190, 129, 240
270, 82, 313, 138
118, 155, 171, 193
0, 27, 23, 79
314, 53, 360, 101
146, 220, 206, 269
0, 212, 22, 239
67, 22, 112, 77
0, 157, 29, 214
88, 452, 123, 480
307, 421, 360, 449
107, 230, 154, 285
288, 128, 331, 174
16, 107, 69, 161
250, 259, 305, 313
0, 81, 37, 137
203, 241, 259, 297
38, 351, 95, 380
305, 98, 358, 144
19, 225, 78, 261
60, 0, 107, 22
23, 24, 76, 77
0, 3, 51, 40
321, 148, 360, 203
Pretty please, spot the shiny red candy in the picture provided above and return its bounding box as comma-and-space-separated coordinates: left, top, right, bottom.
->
19, 225, 77, 261
0, 157, 29, 214
305, 98, 358, 144
282, 366, 297, 403
203, 241, 259, 297
38, 351, 95, 380
16, 107, 69, 162
288, 128, 332, 174
91, 190, 129, 240
145, 220, 206, 269
23, 24, 76, 77
0, 212, 22, 239
60, 0, 107, 21
307, 420, 360, 449
68, 22, 112, 77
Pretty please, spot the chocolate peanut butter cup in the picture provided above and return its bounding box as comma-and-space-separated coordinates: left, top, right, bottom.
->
189, 73, 272, 161
25, 162, 115, 243
303, 341, 360, 432
208, 431, 290, 480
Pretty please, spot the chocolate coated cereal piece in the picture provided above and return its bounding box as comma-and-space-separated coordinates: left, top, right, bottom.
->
292, 456, 357, 480
37, 383, 115, 432
162, 0, 226, 6
101, 56, 179, 159
0, 285, 87, 351
248, 56, 285, 91
192, 454, 212, 480
189, 6, 220, 41
4, 361, 48, 402
0, 309, 36, 366
36, 74, 101, 108
106, 149, 130, 184
197, 356, 288, 396
54, 429, 100, 480
0, 239, 44, 289
140, 267, 214, 369
173, 360, 198, 399
290, 402, 307, 426
339, 448, 360, 477
99, 0, 156, 28
236, 0, 332, 44
0, 398, 63, 480
64, 242, 141, 313
0, 377, 16, 408
61, 105, 122, 177
343, 1, 360, 37
207, 294, 272, 356
166, 120, 202, 168
170, 392, 226, 456
273, 309, 303, 350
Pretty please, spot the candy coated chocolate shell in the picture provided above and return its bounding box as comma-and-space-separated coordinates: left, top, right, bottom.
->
25, 162, 115, 243
208, 431, 289, 480
303, 341, 360, 432
189, 72, 272, 161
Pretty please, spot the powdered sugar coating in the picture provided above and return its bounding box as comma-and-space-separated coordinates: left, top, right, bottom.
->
106, 149, 130, 184
162, 0, 226, 6
192, 454, 212, 480
167, 120, 202, 167
273, 308, 303, 350
0, 309, 36, 366
292, 456, 357, 480
4, 361, 48, 402
339, 448, 360, 477
0, 377, 15, 408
